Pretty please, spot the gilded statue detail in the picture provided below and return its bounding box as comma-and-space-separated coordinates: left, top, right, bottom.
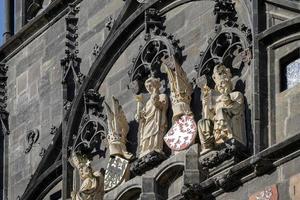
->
105, 96, 133, 160
70, 153, 104, 200
198, 64, 246, 153
135, 77, 168, 158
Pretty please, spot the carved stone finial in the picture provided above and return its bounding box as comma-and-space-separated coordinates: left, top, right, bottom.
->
105, 16, 114, 31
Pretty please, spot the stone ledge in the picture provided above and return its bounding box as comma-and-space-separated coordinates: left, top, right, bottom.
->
180, 133, 300, 199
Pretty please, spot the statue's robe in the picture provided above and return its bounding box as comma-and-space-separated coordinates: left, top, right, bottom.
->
139, 94, 168, 158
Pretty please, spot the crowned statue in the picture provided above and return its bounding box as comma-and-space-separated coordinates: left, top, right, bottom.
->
198, 64, 246, 153
135, 76, 168, 158
70, 153, 104, 200
105, 96, 134, 160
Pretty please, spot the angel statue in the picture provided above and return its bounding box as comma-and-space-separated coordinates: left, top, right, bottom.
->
198, 64, 246, 153
105, 96, 134, 160
135, 76, 168, 158
70, 153, 104, 200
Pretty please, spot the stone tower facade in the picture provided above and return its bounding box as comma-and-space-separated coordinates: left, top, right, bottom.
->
1, 0, 300, 200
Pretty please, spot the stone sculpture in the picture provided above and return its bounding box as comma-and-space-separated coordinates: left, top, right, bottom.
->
135, 76, 168, 158
162, 56, 197, 151
162, 56, 193, 121
105, 96, 133, 160
198, 64, 246, 153
70, 153, 104, 200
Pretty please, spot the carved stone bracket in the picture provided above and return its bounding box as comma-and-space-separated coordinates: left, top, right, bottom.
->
199, 139, 248, 176
181, 184, 206, 200
130, 151, 167, 176
213, 169, 241, 192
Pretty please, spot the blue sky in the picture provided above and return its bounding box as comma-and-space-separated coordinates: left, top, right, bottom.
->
0, 0, 4, 45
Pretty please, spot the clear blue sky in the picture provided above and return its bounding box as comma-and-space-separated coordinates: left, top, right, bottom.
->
0, 0, 4, 45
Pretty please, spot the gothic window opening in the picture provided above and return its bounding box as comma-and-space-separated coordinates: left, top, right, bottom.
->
280, 49, 300, 91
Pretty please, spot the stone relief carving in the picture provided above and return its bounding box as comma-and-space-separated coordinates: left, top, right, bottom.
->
0, 63, 9, 135
104, 156, 130, 191
162, 56, 197, 151
135, 77, 168, 158
198, 64, 246, 153
70, 153, 104, 200
24, 129, 40, 154
105, 96, 133, 160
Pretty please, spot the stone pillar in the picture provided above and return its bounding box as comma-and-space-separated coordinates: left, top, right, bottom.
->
140, 177, 163, 200
184, 143, 207, 185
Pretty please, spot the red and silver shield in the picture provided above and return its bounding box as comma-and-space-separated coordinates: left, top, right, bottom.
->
164, 115, 197, 151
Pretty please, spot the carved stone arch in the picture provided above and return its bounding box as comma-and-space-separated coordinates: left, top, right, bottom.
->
196, 26, 252, 89
154, 162, 184, 199
128, 30, 183, 95
116, 185, 142, 200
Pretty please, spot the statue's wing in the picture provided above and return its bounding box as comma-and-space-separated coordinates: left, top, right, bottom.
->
104, 101, 114, 132
112, 96, 129, 135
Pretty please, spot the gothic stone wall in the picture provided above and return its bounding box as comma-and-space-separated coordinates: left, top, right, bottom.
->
4, 0, 300, 199
6, 0, 123, 199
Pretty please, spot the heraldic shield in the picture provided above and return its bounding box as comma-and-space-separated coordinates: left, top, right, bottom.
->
164, 115, 197, 151
104, 156, 130, 191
